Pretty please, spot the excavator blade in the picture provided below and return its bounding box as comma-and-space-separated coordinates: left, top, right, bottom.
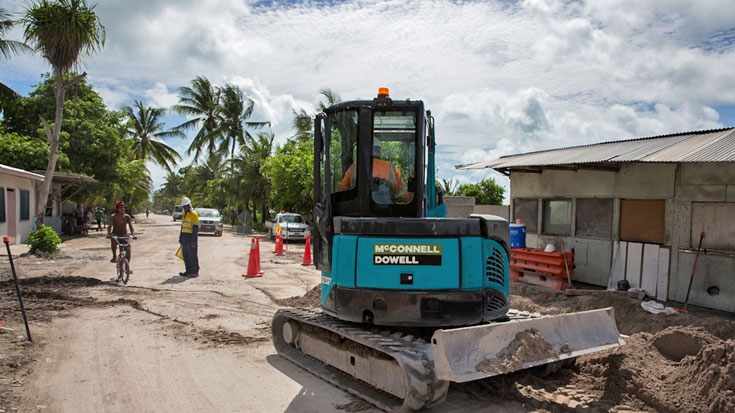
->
431, 307, 624, 382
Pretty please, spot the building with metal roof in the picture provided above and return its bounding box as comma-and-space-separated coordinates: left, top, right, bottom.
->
457, 128, 735, 313
458, 128, 735, 173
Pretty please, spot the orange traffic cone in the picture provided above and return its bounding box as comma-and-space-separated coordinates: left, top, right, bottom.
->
273, 235, 285, 256
243, 238, 264, 277
255, 238, 262, 273
301, 235, 313, 266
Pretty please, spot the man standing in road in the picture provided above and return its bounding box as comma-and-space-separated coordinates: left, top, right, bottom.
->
179, 197, 199, 278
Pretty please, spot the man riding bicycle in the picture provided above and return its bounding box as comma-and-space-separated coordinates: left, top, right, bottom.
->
107, 201, 137, 263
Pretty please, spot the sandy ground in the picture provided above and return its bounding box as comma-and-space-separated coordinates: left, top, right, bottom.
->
0, 212, 733, 413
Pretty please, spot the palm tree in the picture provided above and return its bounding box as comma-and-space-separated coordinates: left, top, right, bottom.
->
441, 178, 459, 196
160, 170, 182, 199
172, 75, 221, 162
0, 8, 31, 118
21, 0, 105, 225
290, 88, 341, 143
229, 131, 274, 222
216, 83, 269, 158
0, 8, 31, 59
123, 100, 184, 173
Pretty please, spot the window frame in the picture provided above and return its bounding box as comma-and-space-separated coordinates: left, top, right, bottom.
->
513, 198, 538, 233
0, 187, 5, 223
542, 198, 572, 236
575, 198, 613, 239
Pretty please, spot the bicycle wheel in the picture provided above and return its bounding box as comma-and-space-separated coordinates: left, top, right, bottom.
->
121, 259, 130, 284
116, 256, 124, 281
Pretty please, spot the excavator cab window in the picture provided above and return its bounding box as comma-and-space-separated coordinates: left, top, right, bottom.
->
372, 110, 417, 208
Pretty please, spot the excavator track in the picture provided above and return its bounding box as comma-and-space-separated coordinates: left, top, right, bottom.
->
273, 306, 623, 412
272, 308, 450, 413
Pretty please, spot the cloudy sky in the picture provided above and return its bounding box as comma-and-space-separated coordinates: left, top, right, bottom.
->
3, 0, 735, 198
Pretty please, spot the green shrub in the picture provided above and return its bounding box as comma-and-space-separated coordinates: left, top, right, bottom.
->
27, 225, 62, 254
251, 221, 267, 232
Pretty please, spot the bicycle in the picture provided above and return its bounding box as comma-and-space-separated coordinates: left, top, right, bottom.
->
111, 235, 135, 284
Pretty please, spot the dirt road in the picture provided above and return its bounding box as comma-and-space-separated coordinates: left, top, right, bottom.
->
1, 213, 734, 412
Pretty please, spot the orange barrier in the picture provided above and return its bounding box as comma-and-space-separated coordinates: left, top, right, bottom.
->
273, 235, 284, 256
301, 235, 313, 266
510, 248, 574, 290
243, 238, 264, 277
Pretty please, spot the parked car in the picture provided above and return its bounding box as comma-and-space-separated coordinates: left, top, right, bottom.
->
172, 205, 184, 221
195, 208, 224, 236
267, 213, 310, 241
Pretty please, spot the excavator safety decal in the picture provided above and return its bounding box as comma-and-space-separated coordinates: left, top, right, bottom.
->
373, 243, 442, 266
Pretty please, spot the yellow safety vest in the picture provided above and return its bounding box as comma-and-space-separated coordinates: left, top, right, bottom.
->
181, 211, 199, 234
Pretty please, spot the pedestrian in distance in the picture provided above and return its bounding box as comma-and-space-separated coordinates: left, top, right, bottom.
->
95, 207, 104, 231
178, 197, 199, 278
107, 201, 137, 262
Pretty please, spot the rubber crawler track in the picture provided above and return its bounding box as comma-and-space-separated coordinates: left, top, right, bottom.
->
272, 308, 450, 413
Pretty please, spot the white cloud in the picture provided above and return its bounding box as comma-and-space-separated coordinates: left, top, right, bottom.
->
3, 0, 734, 195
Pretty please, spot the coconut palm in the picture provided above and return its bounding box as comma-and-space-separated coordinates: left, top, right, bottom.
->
21, 0, 105, 225
216, 83, 269, 158
160, 170, 182, 199
0, 8, 31, 59
123, 100, 184, 173
172, 75, 221, 162
229, 131, 274, 222
441, 178, 459, 196
290, 88, 341, 143
0, 9, 31, 126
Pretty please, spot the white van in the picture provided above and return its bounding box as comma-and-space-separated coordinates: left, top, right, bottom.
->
172, 205, 183, 221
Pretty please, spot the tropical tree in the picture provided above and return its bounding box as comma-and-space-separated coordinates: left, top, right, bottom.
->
22, 73, 125, 184
187, 152, 224, 200
262, 138, 313, 214
0, 8, 31, 113
229, 131, 274, 222
216, 83, 269, 158
290, 88, 341, 143
21, 0, 105, 225
457, 178, 505, 205
153, 170, 183, 210
0, 8, 31, 59
123, 100, 183, 173
159, 170, 183, 199
441, 178, 459, 196
172, 75, 220, 162
0, 132, 52, 171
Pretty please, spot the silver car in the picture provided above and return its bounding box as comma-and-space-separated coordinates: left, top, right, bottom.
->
195, 208, 224, 237
270, 213, 310, 241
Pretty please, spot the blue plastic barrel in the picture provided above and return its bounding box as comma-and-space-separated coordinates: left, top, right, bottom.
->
509, 223, 527, 248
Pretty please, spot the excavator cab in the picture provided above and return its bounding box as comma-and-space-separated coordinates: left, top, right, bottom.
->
314, 89, 431, 272
312, 89, 509, 326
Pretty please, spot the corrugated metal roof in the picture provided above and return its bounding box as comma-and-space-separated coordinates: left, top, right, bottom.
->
457, 128, 735, 171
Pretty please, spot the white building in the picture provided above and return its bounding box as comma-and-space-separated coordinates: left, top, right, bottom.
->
0, 164, 44, 244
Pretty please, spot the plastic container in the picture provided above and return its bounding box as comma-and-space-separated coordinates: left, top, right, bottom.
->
509, 223, 527, 249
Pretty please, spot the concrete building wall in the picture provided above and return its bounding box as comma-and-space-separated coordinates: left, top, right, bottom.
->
509, 162, 735, 313
444, 196, 475, 218
0, 172, 40, 244
473, 205, 510, 220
